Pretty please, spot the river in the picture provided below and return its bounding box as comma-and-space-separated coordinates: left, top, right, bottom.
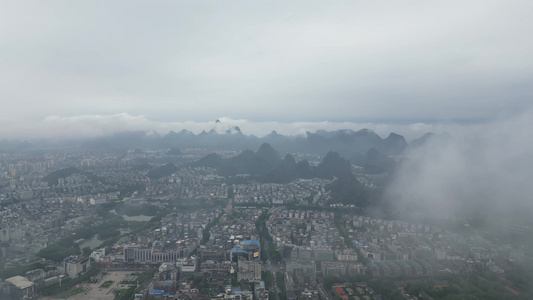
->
109, 209, 154, 222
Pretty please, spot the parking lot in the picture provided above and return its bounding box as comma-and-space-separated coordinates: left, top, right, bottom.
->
40, 271, 137, 300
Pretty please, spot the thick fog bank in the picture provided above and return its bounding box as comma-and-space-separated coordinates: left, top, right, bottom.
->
385, 110, 533, 225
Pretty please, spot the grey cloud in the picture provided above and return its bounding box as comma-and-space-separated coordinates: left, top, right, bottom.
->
0, 0, 531, 125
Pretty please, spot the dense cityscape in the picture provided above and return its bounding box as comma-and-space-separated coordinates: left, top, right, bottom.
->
2, 0, 532, 299
0, 141, 530, 300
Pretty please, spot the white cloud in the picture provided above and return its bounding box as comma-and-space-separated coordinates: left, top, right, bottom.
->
386, 109, 533, 220
0, 113, 454, 141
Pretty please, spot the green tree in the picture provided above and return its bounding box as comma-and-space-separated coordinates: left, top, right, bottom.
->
82, 246, 92, 256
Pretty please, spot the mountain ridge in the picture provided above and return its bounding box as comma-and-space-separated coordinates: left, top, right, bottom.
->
1, 124, 442, 157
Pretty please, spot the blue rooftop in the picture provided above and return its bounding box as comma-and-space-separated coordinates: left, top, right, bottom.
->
241, 240, 260, 247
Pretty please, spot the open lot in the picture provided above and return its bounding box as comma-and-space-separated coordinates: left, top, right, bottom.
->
40, 271, 137, 300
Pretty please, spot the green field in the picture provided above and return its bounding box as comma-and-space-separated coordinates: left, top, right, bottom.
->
100, 280, 114, 288
55, 287, 84, 299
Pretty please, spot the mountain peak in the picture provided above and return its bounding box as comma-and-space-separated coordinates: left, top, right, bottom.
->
225, 126, 242, 135
257, 142, 275, 154
382, 132, 407, 155
385, 132, 403, 139
355, 128, 380, 138
256, 143, 281, 162
178, 129, 193, 135
318, 151, 352, 179
283, 154, 296, 165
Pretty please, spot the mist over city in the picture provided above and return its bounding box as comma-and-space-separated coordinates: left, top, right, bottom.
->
0, 1, 532, 300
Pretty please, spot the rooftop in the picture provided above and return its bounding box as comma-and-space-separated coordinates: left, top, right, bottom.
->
6, 275, 33, 289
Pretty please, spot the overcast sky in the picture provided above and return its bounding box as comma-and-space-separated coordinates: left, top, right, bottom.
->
1, 0, 532, 139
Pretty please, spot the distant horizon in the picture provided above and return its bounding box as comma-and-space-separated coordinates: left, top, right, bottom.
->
0, 112, 497, 143
1, 1, 532, 141
1, 2, 532, 297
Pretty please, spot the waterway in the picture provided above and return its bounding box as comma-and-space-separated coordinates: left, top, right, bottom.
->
121, 215, 153, 221
78, 235, 104, 250
109, 209, 154, 222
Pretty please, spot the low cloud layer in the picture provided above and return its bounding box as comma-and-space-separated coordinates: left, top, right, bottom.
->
0, 113, 445, 141
386, 109, 533, 223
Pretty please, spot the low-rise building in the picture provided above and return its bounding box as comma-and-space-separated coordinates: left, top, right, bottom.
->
5, 276, 35, 299
64, 256, 91, 278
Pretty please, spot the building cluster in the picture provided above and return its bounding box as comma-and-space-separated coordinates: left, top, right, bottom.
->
119, 211, 217, 264
0, 148, 530, 299
0, 256, 92, 299
267, 208, 363, 298
0, 197, 99, 267
125, 207, 268, 299
340, 215, 519, 278
233, 179, 331, 206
